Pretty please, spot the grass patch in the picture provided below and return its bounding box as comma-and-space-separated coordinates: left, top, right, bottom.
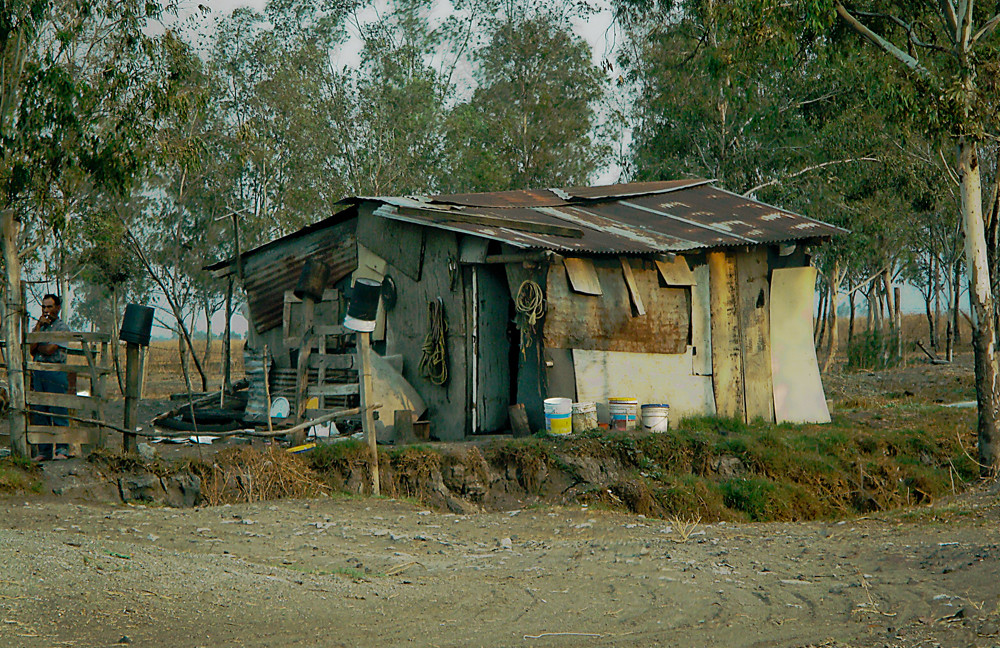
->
0, 457, 42, 494
483, 406, 979, 522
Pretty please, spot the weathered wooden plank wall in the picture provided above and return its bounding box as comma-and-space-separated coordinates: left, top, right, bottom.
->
361, 217, 469, 440
504, 260, 549, 431
737, 247, 774, 422
708, 250, 745, 420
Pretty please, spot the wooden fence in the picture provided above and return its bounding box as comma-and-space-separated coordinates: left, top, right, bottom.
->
18, 331, 113, 449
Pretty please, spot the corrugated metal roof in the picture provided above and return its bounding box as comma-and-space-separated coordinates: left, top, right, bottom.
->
362, 181, 846, 254
240, 218, 357, 334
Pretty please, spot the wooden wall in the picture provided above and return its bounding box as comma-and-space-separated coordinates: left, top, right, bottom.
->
544, 257, 690, 354
359, 211, 470, 441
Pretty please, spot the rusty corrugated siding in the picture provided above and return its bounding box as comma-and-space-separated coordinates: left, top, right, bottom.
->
242, 220, 357, 334
367, 182, 845, 254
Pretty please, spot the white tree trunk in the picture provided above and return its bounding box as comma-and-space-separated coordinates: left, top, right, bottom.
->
958, 139, 1000, 475
1, 211, 28, 457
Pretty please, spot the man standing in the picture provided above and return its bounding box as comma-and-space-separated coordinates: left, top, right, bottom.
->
29, 294, 70, 460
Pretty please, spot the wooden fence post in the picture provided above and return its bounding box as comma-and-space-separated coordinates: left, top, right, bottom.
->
123, 342, 140, 452
358, 331, 379, 496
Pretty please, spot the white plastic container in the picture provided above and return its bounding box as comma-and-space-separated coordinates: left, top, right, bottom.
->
543, 397, 573, 435
641, 404, 670, 433
608, 397, 638, 431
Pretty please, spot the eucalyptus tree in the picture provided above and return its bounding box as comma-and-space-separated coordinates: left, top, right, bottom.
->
1, 0, 172, 456
439, 9, 606, 192
822, 0, 1000, 476
323, 0, 452, 196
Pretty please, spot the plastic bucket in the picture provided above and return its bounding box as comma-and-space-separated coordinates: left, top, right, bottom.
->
544, 397, 573, 435
608, 397, 638, 431
571, 402, 598, 433
641, 404, 670, 433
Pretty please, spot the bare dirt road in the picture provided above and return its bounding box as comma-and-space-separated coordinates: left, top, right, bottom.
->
1, 481, 997, 648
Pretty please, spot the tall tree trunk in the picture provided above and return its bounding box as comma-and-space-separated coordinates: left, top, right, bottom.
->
1, 211, 28, 458
111, 286, 125, 394
823, 259, 841, 373
931, 255, 941, 349
848, 289, 856, 343
866, 286, 875, 330
815, 282, 827, 346
958, 139, 1000, 476
883, 269, 895, 331
201, 296, 212, 373
953, 261, 962, 345
924, 291, 935, 349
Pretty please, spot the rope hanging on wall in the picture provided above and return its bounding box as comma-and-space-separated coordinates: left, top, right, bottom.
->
419, 297, 448, 385
514, 279, 545, 356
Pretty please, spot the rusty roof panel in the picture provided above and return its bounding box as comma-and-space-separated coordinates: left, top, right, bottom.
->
427, 188, 569, 208
372, 182, 845, 255
563, 179, 711, 200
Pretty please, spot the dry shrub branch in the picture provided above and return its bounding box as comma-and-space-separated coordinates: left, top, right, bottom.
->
196, 446, 329, 505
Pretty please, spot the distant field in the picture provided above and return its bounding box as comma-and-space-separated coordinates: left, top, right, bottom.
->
140, 338, 245, 398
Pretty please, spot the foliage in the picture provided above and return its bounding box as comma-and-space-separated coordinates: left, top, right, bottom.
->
846, 327, 901, 370
440, 11, 606, 191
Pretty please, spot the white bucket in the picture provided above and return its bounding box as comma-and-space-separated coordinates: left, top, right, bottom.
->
608, 397, 638, 431
641, 404, 670, 433
571, 402, 598, 433
544, 398, 573, 435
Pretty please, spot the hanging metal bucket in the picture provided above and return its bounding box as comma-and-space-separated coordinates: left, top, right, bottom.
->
119, 304, 154, 346
294, 259, 331, 302
343, 278, 381, 332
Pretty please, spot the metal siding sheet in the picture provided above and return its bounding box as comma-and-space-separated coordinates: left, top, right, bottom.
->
243, 221, 357, 334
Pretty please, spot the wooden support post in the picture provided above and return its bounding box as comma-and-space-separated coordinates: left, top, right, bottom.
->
223, 275, 233, 394
357, 331, 379, 496
294, 298, 316, 424
1, 211, 28, 458
509, 403, 531, 438
395, 409, 415, 445
123, 342, 140, 453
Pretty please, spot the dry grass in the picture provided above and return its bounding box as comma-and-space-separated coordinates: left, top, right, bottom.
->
194, 445, 329, 505
141, 339, 245, 398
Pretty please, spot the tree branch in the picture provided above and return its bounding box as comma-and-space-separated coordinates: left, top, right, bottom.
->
972, 12, 1000, 43
939, 0, 960, 34
744, 157, 881, 196
853, 10, 951, 54
834, 3, 935, 83
957, 0, 974, 46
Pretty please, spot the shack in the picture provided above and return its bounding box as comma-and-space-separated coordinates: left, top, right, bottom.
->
209, 179, 845, 441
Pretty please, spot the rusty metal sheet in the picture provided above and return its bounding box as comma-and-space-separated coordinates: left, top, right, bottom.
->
373, 183, 845, 255
242, 220, 358, 334
543, 257, 689, 354
428, 188, 569, 208
564, 179, 711, 200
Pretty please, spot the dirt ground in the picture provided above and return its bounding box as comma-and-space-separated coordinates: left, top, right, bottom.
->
2, 342, 999, 647
0, 482, 997, 648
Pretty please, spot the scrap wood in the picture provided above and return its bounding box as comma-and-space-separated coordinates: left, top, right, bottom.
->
21, 407, 132, 435
385, 561, 422, 576
916, 340, 949, 364
152, 379, 249, 425
146, 405, 381, 439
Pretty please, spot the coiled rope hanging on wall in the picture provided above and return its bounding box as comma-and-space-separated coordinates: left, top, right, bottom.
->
419, 297, 448, 385
514, 279, 545, 355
